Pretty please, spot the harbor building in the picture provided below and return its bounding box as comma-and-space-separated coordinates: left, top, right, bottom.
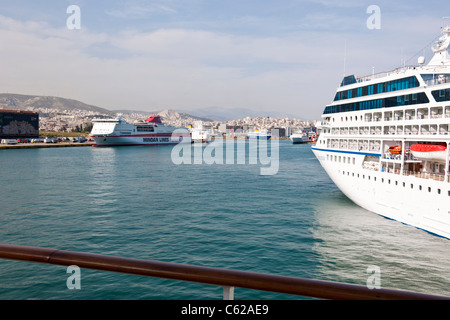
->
0, 109, 39, 139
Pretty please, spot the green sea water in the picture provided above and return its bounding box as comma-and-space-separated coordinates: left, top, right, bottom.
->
1, 141, 449, 300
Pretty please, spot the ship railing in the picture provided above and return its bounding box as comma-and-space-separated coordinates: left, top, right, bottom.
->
381, 166, 447, 182
382, 154, 417, 161
356, 65, 418, 83
402, 170, 446, 182
424, 76, 450, 87
0, 243, 448, 300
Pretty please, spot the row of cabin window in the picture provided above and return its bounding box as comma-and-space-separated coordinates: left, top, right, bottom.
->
340, 170, 447, 195
327, 154, 356, 164
334, 76, 420, 101
324, 92, 429, 114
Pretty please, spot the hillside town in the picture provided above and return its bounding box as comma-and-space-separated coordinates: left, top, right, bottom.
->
22, 106, 317, 137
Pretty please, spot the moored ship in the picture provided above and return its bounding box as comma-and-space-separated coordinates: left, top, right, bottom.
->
247, 130, 271, 140
90, 114, 191, 146
290, 132, 309, 144
312, 25, 450, 239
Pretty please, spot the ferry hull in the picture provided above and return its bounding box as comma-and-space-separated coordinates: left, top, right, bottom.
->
247, 135, 271, 140
290, 136, 309, 144
91, 134, 191, 147
312, 148, 450, 239
90, 113, 192, 147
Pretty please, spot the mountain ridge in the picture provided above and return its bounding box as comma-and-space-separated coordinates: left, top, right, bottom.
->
0, 93, 305, 122
0, 93, 112, 114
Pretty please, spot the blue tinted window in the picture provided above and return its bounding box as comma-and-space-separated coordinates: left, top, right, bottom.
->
432, 89, 450, 102
324, 92, 429, 114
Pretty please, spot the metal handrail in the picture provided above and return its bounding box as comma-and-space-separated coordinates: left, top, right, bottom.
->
0, 243, 448, 300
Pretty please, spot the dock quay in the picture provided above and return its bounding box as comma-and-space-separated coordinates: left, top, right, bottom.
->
0, 141, 94, 149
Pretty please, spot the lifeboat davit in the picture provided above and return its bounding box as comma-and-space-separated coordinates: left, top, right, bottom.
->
410, 144, 447, 162
388, 145, 402, 154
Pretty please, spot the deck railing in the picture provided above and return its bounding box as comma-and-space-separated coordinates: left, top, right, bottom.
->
0, 243, 448, 300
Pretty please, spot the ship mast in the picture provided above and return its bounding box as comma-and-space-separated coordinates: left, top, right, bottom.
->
428, 18, 450, 66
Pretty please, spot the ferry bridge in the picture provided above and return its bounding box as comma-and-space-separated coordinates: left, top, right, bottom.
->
0, 243, 448, 300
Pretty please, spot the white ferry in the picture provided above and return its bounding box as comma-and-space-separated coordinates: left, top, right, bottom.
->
290, 132, 309, 144
247, 130, 271, 140
90, 114, 191, 147
312, 25, 450, 239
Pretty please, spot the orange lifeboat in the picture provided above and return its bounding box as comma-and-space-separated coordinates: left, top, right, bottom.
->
410, 144, 447, 162
388, 145, 402, 154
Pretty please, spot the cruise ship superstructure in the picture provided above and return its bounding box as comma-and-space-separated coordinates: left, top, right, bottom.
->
90, 114, 191, 146
312, 25, 450, 239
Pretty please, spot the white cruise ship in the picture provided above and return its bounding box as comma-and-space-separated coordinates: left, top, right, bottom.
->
90, 114, 191, 146
312, 25, 450, 239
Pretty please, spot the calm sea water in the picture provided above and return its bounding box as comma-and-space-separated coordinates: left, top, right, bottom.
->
1, 140, 450, 300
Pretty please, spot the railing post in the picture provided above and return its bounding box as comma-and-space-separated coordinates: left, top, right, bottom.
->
223, 286, 234, 300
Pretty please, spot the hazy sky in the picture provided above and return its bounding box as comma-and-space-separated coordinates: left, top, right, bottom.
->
0, 0, 449, 120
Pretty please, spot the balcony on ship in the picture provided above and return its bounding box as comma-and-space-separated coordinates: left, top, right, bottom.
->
381, 161, 448, 182
423, 74, 450, 87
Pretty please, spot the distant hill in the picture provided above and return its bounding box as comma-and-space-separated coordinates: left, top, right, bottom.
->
187, 106, 304, 121
0, 93, 215, 123
0, 93, 112, 114
114, 108, 213, 122
0, 93, 302, 123
159, 109, 213, 122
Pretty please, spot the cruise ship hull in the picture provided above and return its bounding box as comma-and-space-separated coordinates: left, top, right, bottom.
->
312, 147, 450, 239
311, 25, 450, 239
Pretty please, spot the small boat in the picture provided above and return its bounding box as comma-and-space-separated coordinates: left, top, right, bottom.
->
410, 144, 447, 162
388, 145, 402, 154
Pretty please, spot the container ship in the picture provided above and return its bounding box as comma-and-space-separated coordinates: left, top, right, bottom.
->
90, 114, 191, 146
312, 25, 450, 239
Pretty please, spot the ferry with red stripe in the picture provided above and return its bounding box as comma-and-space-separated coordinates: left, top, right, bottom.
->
90, 114, 191, 147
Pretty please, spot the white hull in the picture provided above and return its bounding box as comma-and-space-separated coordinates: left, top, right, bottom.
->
91, 134, 191, 146
312, 148, 450, 239
247, 131, 271, 140
290, 134, 309, 144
